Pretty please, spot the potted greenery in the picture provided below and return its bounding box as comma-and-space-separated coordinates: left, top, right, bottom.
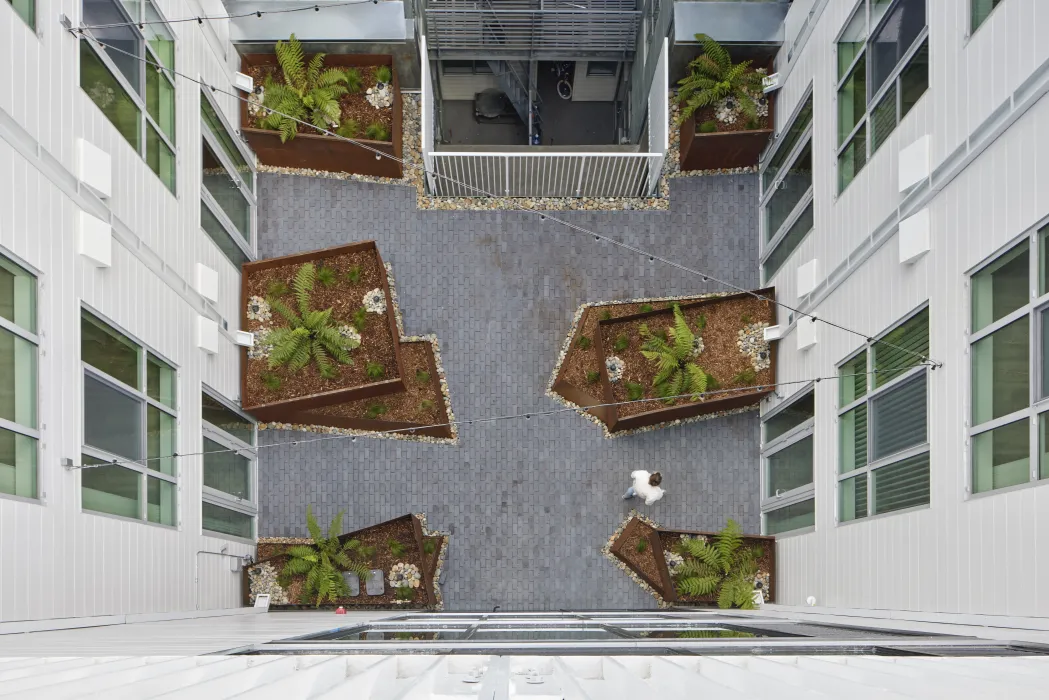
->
676, 34, 774, 171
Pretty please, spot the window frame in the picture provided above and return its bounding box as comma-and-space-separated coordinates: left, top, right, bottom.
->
836, 303, 931, 523
969, 0, 1003, 36
0, 250, 40, 503
835, 0, 929, 194
760, 386, 816, 536
759, 84, 815, 282
79, 0, 178, 193
7, 0, 35, 30
199, 87, 257, 265
966, 218, 1049, 498
200, 386, 257, 541
80, 306, 179, 527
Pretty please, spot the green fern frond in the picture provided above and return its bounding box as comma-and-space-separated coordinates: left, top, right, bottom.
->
670, 304, 694, 360
293, 263, 316, 315
268, 297, 302, 327
306, 52, 325, 88
275, 34, 306, 91
697, 33, 730, 72
716, 519, 743, 572
678, 575, 721, 598
685, 363, 708, 397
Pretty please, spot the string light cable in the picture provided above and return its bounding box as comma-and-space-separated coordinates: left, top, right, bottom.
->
76, 0, 383, 31
66, 365, 933, 470
71, 29, 943, 370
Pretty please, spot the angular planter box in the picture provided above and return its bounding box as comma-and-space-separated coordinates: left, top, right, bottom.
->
240, 53, 403, 179
240, 240, 406, 421
678, 90, 775, 172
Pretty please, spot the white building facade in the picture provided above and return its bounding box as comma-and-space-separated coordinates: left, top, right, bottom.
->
0, 0, 257, 622
760, 0, 1049, 617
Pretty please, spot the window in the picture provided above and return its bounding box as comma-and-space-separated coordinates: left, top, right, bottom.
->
836, 0, 928, 192
586, 61, 618, 77
971, 0, 1002, 33
968, 225, 1049, 494
8, 0, 34, 28
761, 389, 815, 535
443, 60, 492, 75
760, 89, 815, 282
0, 255, 38, 499
79, 0, 176, 192
201, 389, 256, 540
200, 88, 256, 268
838, 306, 930, 520
81, 309, 177, 525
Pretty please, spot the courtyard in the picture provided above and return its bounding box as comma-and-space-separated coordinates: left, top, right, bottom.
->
256, 172, 761, 610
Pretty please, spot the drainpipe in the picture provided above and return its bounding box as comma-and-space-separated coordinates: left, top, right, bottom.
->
195, 546, 249, 610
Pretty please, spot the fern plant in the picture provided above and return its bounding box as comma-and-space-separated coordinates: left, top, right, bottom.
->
676, 34, 764, 125
281, 506, 370, 607
673, 519, 760, 610
260, 34, 356, 142
267, 262, 359, 379
639, 303, 709, 402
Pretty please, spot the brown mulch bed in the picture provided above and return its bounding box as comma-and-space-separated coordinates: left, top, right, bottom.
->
691, 102, 769, 134
307, 341, 444, 424
247, 63, 393, 140
244, 248, 397, 405
658, 530, 774, 605
616, 519, 663, 591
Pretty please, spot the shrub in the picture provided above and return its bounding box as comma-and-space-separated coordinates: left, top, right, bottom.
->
261, 372, 281, 391
635, 538, 648, 554
706, 374, 720, 391
267, 280, 290, 298
359, 544, 377, 559
419, 399, 435, 413
599, 309, 612, 321
422, 539, 436, 555
585, 371, 600, 384
639, 303, 654, 313
698, 120, 718, 133
732, 368, 757, 384
365, 361, 385, 380
388, 538, 406, 557
394, 585, 414, 601
676, 34, 764, 125
365, 121, 390, 141
351, 306, 368, 331
416, 369, 431, 384
695, 314, 707, 332
346, 265, 362, 284
673, 519, 760, 609
576, 336, 591, 350
343, 68, 363, 93
267, 263, 359, 379
336, 119, 359, 139
316, 266, 337, 288
375, 65, 392, 84
614, 334, 629, 352
639, 303, 710, 403
626, 381, 644, 401
281, 506, 370, 606
364, 403, 387, 419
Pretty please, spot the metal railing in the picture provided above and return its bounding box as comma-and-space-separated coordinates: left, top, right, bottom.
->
429, 152, 664, 198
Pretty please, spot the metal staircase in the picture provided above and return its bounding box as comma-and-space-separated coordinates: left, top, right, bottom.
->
486, 59, 534, 126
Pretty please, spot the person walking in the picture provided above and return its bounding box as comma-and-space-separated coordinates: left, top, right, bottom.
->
622, 470, 664, 505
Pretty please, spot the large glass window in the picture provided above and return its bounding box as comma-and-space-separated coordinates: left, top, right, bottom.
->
79, 0, 176, 192
761, 389, 815, 535
8, 0, 34, 28
201, 389, 256, 539
0, 255, 38, 500
200, 88, 256, 268
838, 306, 931, 521
969, 226, 1049, 495
836, 0, 929, 191
972, 0, 1003, 33
81, 309, 177, 524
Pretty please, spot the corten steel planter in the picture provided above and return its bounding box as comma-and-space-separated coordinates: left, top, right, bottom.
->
240, 53, 403, 179
288, 340, 454, 439
592, 288, 778, 434
608, 516, 673, 596
658, 528, 777, 606
678, 88, 775, 172
240, 241, 406, 421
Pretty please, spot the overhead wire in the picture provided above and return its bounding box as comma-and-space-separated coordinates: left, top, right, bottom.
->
67, 366, 931, 470
72, 28, 942, 370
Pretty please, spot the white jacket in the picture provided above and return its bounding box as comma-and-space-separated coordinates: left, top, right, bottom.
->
630, 470, 665, 505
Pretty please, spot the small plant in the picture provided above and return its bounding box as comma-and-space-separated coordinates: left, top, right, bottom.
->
732, 368, 757, 384
706, 374, 720, 391
635, 537, 648, 554
281, 506, 370, 606
267, 280, 290, 298
375, 65, 392, 84
740, 313, 752, 324
673, 519, 761, 610
639, 303, 709, 403
365, 361, 385, 380
696, 314, 707, 332
599, 309, 612, 321
336, 119, 359, 139
419, 399, 435, 413
346, 265, 362, 284
351, 306, 368, 331
614, 334, 629, 352
394, 585, 414, 601
365, 121, 390, 141
676, 33, 764, 125
626, 381, 644, 401
698, 120, 718, 133
416, 369, 431, 384
639, 303, 654, 313
422, 539, 436, 555
576, 336, 592, 350
364, 403, 387, 419
585, 370, 600, 384
261, 372, 281, 391
388, 538, 406, 557
316, 266, 338, 288
359, 544, 376, 559
343, 67, 363, 93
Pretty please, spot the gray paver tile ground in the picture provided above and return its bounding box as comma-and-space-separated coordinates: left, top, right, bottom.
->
256, 174, 761, 611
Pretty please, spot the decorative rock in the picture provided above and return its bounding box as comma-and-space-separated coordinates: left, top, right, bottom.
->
343, 571, 360, 596
366, 83, 393, 109
247, 295, 271, 323
664, 550, 684, 574
389, 562, 422, 589
248, 562, 289, 605
248, 85, 266, 117
363, 288, 386, 314
737, 322, 771, 371
248, 326, 274, 360
605, 356, 625, 383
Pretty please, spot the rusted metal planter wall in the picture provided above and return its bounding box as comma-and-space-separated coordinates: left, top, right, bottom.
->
240, 53, 403, 178
241, 240, 406, 420
678, 90, 775, 172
